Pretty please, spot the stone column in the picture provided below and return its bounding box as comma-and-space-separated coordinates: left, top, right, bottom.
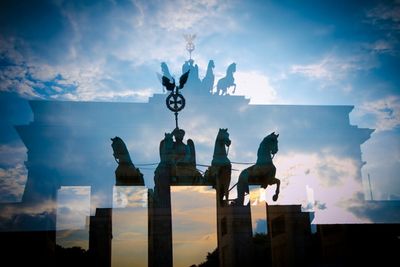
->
148, 165, 173, 267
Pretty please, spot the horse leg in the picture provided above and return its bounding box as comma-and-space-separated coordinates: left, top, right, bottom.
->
219, 186, 224, 205
222, 181, 228, 203
236, 171, 249, 206
271, 178, 280, 201
236, 182, 244, 206
232, 84, 236, 94
225, 166, 232, 204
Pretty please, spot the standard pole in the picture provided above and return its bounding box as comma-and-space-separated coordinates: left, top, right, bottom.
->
174, 112, 179, 128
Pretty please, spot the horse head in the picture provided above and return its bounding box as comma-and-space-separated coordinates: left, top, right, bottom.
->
212, 128, 231, 166
217, 128, 231, 148
227, 63, 236, 74
111, 136, 131, 164
208, 60, 215, 69
111, 136, 123, 158
266, 132, 279, 156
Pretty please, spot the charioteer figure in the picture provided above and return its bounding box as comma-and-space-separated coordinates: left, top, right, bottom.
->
169, 127, 201, 183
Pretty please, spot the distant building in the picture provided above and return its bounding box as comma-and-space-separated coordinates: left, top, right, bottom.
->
265, 204, 400, 267
267, 205, 313, 267
217, 204, 254, 267
315, 223, 400, 267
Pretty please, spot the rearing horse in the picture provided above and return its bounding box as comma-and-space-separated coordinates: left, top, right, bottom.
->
205, 128, 232, 205
216, 63, 236, 95
235, 132, 280, 205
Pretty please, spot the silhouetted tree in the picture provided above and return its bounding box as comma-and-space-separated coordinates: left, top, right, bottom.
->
192, 233, 271, 267
193, 248, 219, 267
56, 245, 89, 267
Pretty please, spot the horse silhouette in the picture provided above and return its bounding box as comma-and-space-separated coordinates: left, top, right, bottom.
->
111, 136, 144, 186
216, 63, 236, 95
235, 132, 280, 206
204, 128, 232, 205
202, 60, 215, 94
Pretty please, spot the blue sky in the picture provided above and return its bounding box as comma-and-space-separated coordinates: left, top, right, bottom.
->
0, 0, 399, 266
1, 0, 398, 198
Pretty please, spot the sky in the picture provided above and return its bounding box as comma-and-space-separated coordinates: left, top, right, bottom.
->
0, 0, 400, 266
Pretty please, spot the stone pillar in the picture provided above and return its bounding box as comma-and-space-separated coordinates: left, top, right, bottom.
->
148, 165, 173, 267
89, 208, 113, 267
215, 165, 254, 267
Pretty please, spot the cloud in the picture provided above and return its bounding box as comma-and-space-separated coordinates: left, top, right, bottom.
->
302, 201, 327, 212
368, 39, 396, 54
291, 59, 334, 81
0, 163, 27, 203
171, 185, 214, 194
316, 155, 358, 187
0, 0, 242, 102
143, 0, 234, 32
354, 95, 400, 132
271, 151, 365, 223
365, 3, 400, 30
234, 70, 278, 104
57, 186, 91, 230
0, 200, 57, 230
361, 3, 400, 57
60, 0, 236, 68
343, 191, 400, 223
58, 186, 90, 196
114, 231, 143, 240
0, 37, 78, 99
0, 144, 27, 167
9, 211, 55, 230
113, 186, 148, 208
0, 0, 277, 109
290, 54, 376, 85
169, 184, 218, 264
0, 36, 158, 101
109, 0, 238, 75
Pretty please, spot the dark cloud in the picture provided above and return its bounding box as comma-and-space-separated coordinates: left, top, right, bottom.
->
0, 0, 64, 40
345, 191, 400, 223
303, 201, 327, 211
0, 0, 73, 63
0, 164, 27, 203
0, 210, 56, 231
349, 200, 400, 223
315, 201, 327, 210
